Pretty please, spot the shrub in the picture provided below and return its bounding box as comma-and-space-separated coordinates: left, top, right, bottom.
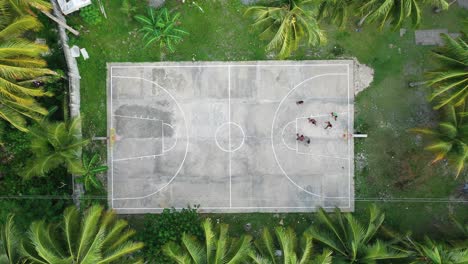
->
79, 4, 102, 25
137, 207, 203, 263
134, 8, 188, 52
330, 44, 345, 57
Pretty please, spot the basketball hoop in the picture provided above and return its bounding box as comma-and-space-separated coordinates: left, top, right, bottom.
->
109, 128, 120, 147
342, 131, 352, 139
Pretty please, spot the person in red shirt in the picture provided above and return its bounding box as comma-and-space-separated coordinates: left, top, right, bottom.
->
296, 133, 305, 141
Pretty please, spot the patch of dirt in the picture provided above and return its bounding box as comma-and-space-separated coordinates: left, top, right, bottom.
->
148, 0, 165, 8
355, 152, 368, 172
394, 161, 417, 190
353, 58, 374, 95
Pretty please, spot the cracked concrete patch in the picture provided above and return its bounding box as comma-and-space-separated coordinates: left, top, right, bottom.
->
353, 58, 374, 95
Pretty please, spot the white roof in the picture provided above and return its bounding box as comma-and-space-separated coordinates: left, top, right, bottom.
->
57, 0, 92, 15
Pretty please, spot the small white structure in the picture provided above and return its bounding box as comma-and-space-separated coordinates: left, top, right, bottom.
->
70, 45, 81, 58
57, 0, 92, 15
80, 48, 89, 60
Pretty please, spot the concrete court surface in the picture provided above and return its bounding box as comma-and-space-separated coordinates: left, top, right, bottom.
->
107, 60, 355, 213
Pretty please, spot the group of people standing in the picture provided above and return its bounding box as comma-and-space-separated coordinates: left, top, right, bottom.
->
295, 101, 339, 145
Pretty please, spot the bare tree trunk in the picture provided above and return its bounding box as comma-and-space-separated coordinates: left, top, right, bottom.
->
50, 0, 84, 209
40, 10, 79, 35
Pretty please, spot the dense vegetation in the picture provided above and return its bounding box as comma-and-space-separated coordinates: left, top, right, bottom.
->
0, 0, 466, 263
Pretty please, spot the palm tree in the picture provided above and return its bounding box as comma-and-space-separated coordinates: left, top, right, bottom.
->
425, 34, 468, 109
307, 205, 407, 263
357, 0, 450, 29
410, 104, 467, 178
403, 236, 468, 264
317, 0, 350, 28
21, 205, 144, 263
0, 214, 22, 264
0, 1, 55, 131
163, 218, 252, 264
77, 153, 108, 191
245, 0, 325, 59
358, 0, 422, 29
22, 118, 89, 178
5, 0, 51, 15
134, 7, 188, 52
250, 227, 332, 264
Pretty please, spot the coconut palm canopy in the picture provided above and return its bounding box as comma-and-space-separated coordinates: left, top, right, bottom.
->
358, 0, 450, 29
359, 0, 422, 29
250, 227, 333, 264
0, 0, 55, 131
307, 205, 408, 263
6, 0, 51, 15
410, 103, 468, 178
163, 218, 252, 263
403, 236, 468, 264
22, 118, 90, 178
317, 0, 350, 28
245, 0, 325, 59
0, 214, 21, 264
21, 205, 144, 264
426, 34, 468, 109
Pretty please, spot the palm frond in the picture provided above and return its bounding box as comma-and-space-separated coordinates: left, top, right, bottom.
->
181, 233, 205, 264
0, 15, 42, 39
163, 242, 192, 264
76, 205, 103, 260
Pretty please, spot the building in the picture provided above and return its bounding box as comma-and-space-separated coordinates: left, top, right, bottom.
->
57, 0, 92, 15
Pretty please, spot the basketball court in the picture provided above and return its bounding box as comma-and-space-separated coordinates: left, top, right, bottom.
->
107, 60, 355, 213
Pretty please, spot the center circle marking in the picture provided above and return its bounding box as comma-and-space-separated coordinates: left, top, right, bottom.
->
215, 122, 245, 153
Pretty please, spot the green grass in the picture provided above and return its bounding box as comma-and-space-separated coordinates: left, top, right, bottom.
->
72, 0, 468, 239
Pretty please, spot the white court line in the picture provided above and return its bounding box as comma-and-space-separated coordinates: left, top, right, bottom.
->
228, 66, 232, 208
214, 122, 246, 153
111, 64, 349, 69
162, 121, 164, 153
111, 115, 165, 161
114, 205, 351, 210
271, 73, 349, 198
162, 123, 178, 153
111, 67, 114, 208
110, 66, 354, 207
295, 152, 350, 160
111, 75, 189, 201
113, 114, 162, 121
296, 117, 298, 151
281, 120, 298, 151
245, 136, 272, 139
113, 153, 165, 162
301, 111, 348, 119
347, 64, 351, 209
